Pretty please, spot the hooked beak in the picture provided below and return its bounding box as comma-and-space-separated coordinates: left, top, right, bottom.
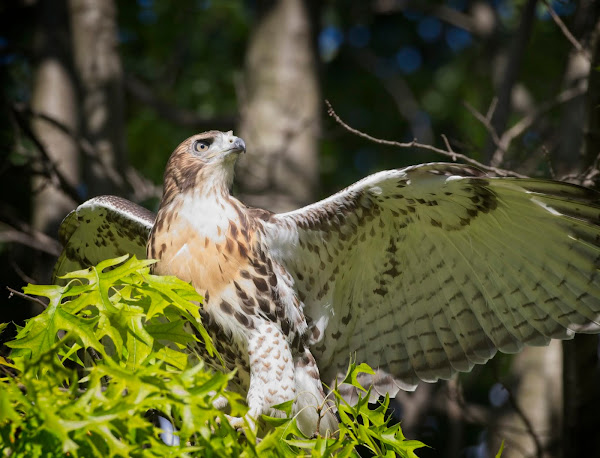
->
230, 137, 246, 154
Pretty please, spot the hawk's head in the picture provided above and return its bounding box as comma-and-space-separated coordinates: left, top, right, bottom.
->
161, 130, 246, 204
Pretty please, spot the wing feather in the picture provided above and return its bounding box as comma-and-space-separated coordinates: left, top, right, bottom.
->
53, 195, 155, 282
265, 163, 600, 399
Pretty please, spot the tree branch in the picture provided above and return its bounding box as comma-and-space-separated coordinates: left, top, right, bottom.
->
503, 382, 544, 458
13, 104, 162, 203
10, 106, 82, 204
488, 0, 538, 166
498, 85, 586, 152
325, 100, 527, 178
7, 286, 48, 309
464, 85, 586, 163
0, 225, 62, 257
0, 204, 62, 257
372, 0, 497, 37
542, 0, 591, 60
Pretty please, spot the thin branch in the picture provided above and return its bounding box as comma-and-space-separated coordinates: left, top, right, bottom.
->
464, 85, 586, 167
14, 104, 162, 203
463, 101, 503, 150
13, 103, 96, 158
486, 0, 538, 165
542, 0, 591, 61
496, 85, 586, 155
491, 362, 545, 458
441, 134, 453, 154
503, 382, 544, 458
10, 106, 82, 204
324, 100, 527, 178
0, 205, 63, 257
0, 225, 62, 257
7, 286, 48, 309
541, 145, 556, 179
485, 97, 498, 121
372, 0, 496, 38
438, 379, 491, 425
10, 259, 38, 285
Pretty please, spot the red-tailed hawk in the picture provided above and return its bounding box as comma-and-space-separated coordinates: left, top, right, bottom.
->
55, 130, 600, 436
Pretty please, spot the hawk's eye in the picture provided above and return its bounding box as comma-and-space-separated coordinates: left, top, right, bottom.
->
192, 139, 211, 153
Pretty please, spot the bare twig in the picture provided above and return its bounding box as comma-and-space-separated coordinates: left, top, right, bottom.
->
372, 0, 495, 37
491, 361, 545, 458
437, 379, 491, 425
503, 382, 544, 458
10, 106, 82, 204
0, 225, 62, 257
499, 84, 586, 151
0, 205, 62, 256
10, 259, 37, 285
542, 0, 591, 61
541, 146, 556, 179
441, 134, 454, 155
485, 97, 498, 122
7, 286, 48, 309
463, 101, 503, 150
13, 103, 96, 158
13, 104, 162, 203
464, 85, 586, 167
445, 378, 464, 457
486, 0, 538, 165
325, 100, 527, 178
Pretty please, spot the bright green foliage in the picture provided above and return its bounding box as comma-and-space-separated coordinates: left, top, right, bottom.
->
1, 256, 426, 457
495, 440, 505, 458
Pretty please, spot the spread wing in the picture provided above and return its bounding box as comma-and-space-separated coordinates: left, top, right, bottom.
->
265, 163, 600, 401
53, 195, 155, 282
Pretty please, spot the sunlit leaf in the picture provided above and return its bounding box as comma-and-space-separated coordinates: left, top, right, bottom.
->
1, 255, 426, 456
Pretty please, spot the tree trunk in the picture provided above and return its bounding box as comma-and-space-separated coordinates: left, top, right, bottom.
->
553, 1, 599, 177
30, 0, 80, 283
561, 15, 600, 458
488, 342, 562, 458
69, 0, 129, 197
237, 0, 321, 212
487, 0, 537, 166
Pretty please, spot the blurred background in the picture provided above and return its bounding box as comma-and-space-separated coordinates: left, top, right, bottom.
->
1, 0, 599, 456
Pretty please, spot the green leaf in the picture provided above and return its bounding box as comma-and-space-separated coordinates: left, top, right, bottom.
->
1, 256, 427, 457
0, 322, 8, 337
496, 440, 505, 458
340, 362, 374, 393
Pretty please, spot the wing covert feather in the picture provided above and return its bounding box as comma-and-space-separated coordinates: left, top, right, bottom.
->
53, 195, 155, 282
265, 163, 600, 400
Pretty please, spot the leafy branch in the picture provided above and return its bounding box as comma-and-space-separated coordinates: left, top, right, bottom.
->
1, 255, 426, 457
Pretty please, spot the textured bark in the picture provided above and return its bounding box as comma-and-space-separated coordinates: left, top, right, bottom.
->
488, 342, 563, 458
553, 1, 599, 176
31, 0, 79, 246
488, 0, 537, 166
237, 0, 320, 212
562, 337, 600, 458
583, 16, 600, 168
69, 0, 128, 197
561, 15, 600, 458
